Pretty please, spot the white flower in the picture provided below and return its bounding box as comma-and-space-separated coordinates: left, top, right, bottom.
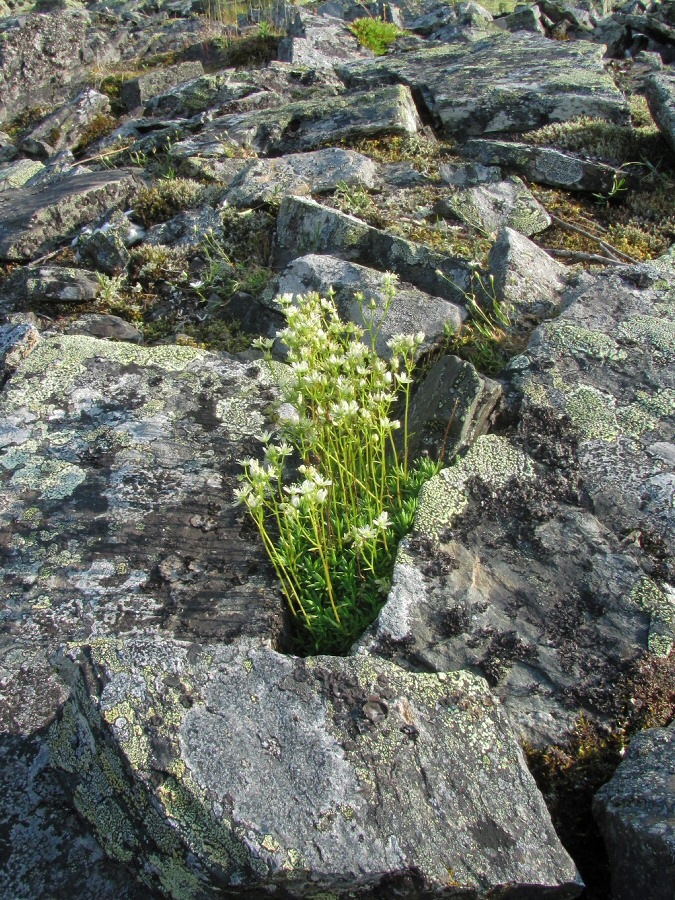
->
374, 511, 391, 530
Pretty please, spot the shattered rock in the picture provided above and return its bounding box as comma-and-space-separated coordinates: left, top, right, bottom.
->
438, 176, 551, 237
645, 71, 675, 154
225, 147, 378, 207
50, 634, 582, 898
21, 88, 111, 159
276, 253, 465, 358
338, 32, 629, 138
274, 195, 474, 304
278, 8, 373, 69
120, 61, 204, 111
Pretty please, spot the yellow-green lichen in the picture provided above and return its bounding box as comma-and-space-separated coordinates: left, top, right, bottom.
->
618, 315, 675, 355
627, 577, 675, 658
215, 396, 265, 435
414, 434, 534, 538
563, 385, 619, 443
10, 458, 86, 500
545, 323, 627, 363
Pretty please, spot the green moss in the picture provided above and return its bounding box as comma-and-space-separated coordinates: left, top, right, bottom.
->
72, 113, 117, 155
133, 178, 205, 227
349, 18, 403, 56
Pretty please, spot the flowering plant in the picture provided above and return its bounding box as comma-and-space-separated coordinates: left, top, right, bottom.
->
236, 278, 437, 654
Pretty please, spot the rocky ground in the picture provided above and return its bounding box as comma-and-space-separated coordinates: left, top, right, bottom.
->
0, 1, 674, 898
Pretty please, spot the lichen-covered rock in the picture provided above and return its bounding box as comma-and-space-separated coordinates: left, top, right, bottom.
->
338, 32, 629, 138
645, 71, 675, 154
0, 10, 91, 120
51, 634, 582, 899
361, 263, 675, 747
0, 169, 141, 261
0, 159, 46, 193
488, 226, 569, 331
0, 320, 40, 383
274, 195, 474, 304
495, 3, 546, 34
439, 159, 502, 188
169, 84, 421, 158
593, 722, 675, 900
438, 175, 551, 237
225, 147, 378, 207
278, 7, 373, 69
120, 61, 204, 111
276, 253, 465, 358
19, 265, 101, 303
0, 334, 286, 895
21, 88, 111, 158
406, 354, 502, 460
462, 138, 621, 192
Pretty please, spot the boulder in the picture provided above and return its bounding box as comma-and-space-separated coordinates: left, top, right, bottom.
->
276, 253, 465, 358
0, 335, 286, 895
645, 71, 675, 154
278, 8, 373, 69
439, 159, 502, 188
438, 175, 551, 236
406, 354, 502, 460
488, 227, 569, 331
593, 722, 675, 900
224, 147, 378, 207
65, 313, 143, 343
145, 207, 224, 249
120, 61, 204, 111
0, 169, 140, 261
21, 88, 111, 158
360, 263, 675, 748
169, 84, 421, 158
338, 32, 629, 138
18, 265, 101, 304
274, 195, 474, 305
50, 634, 583, 898
462, 138, 622, 193
0, 320, 40, 383
495, 3, 546, 34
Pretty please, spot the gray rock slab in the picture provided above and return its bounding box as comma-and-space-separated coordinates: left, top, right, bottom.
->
0, 169, 141, 261
278, 8, 373, 69
338, 32, 629, 138
120, 61, 204, 111
276, 253, 466, 358
143, 73, 253, 118
645, 71, 675, 154
65, 313, 143, 343
145, 206, 225, 249
439, 159, 502, 188
495, 3, 546, 33
225, 147, 377, 207
489, 226, 569, 331
51, 634, 582, 898
439, 176, 551, 237
21, 88, 111, 158
274, 195, 475, 305
169, 84, 421, 158
360, 264, 675, 748
593, 722, 675, 900
0, 336, 286, 898
462, 138, 622, 192
407, 354, 502, 461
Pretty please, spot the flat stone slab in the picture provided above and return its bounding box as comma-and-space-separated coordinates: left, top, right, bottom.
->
462, 138, 621, 193
120, 61, 204, 111
593, 722, 675, 900
360, 263, 675, 747
224, 147, 378, 207
645, 71, 675, 155
275, 195, 474, 305
338, 32, 629, 138
169, 84, 421, 157
439, 175, 551, 237
276, 253, 465, 358
51, 635, 582, 898
0, 169, 140, 261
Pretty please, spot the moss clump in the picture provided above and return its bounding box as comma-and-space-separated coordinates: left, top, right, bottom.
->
72, 113, 117, 155
180, 317, 250, 353
5, 106, 48, 139
349, 18, 403, 56
522, 114, 665, 166
133, 178, 205, 226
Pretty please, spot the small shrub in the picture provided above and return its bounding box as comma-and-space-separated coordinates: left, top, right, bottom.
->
350, 17, 402, 56
237, 280, 438, 654
133, 178, 205, 226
